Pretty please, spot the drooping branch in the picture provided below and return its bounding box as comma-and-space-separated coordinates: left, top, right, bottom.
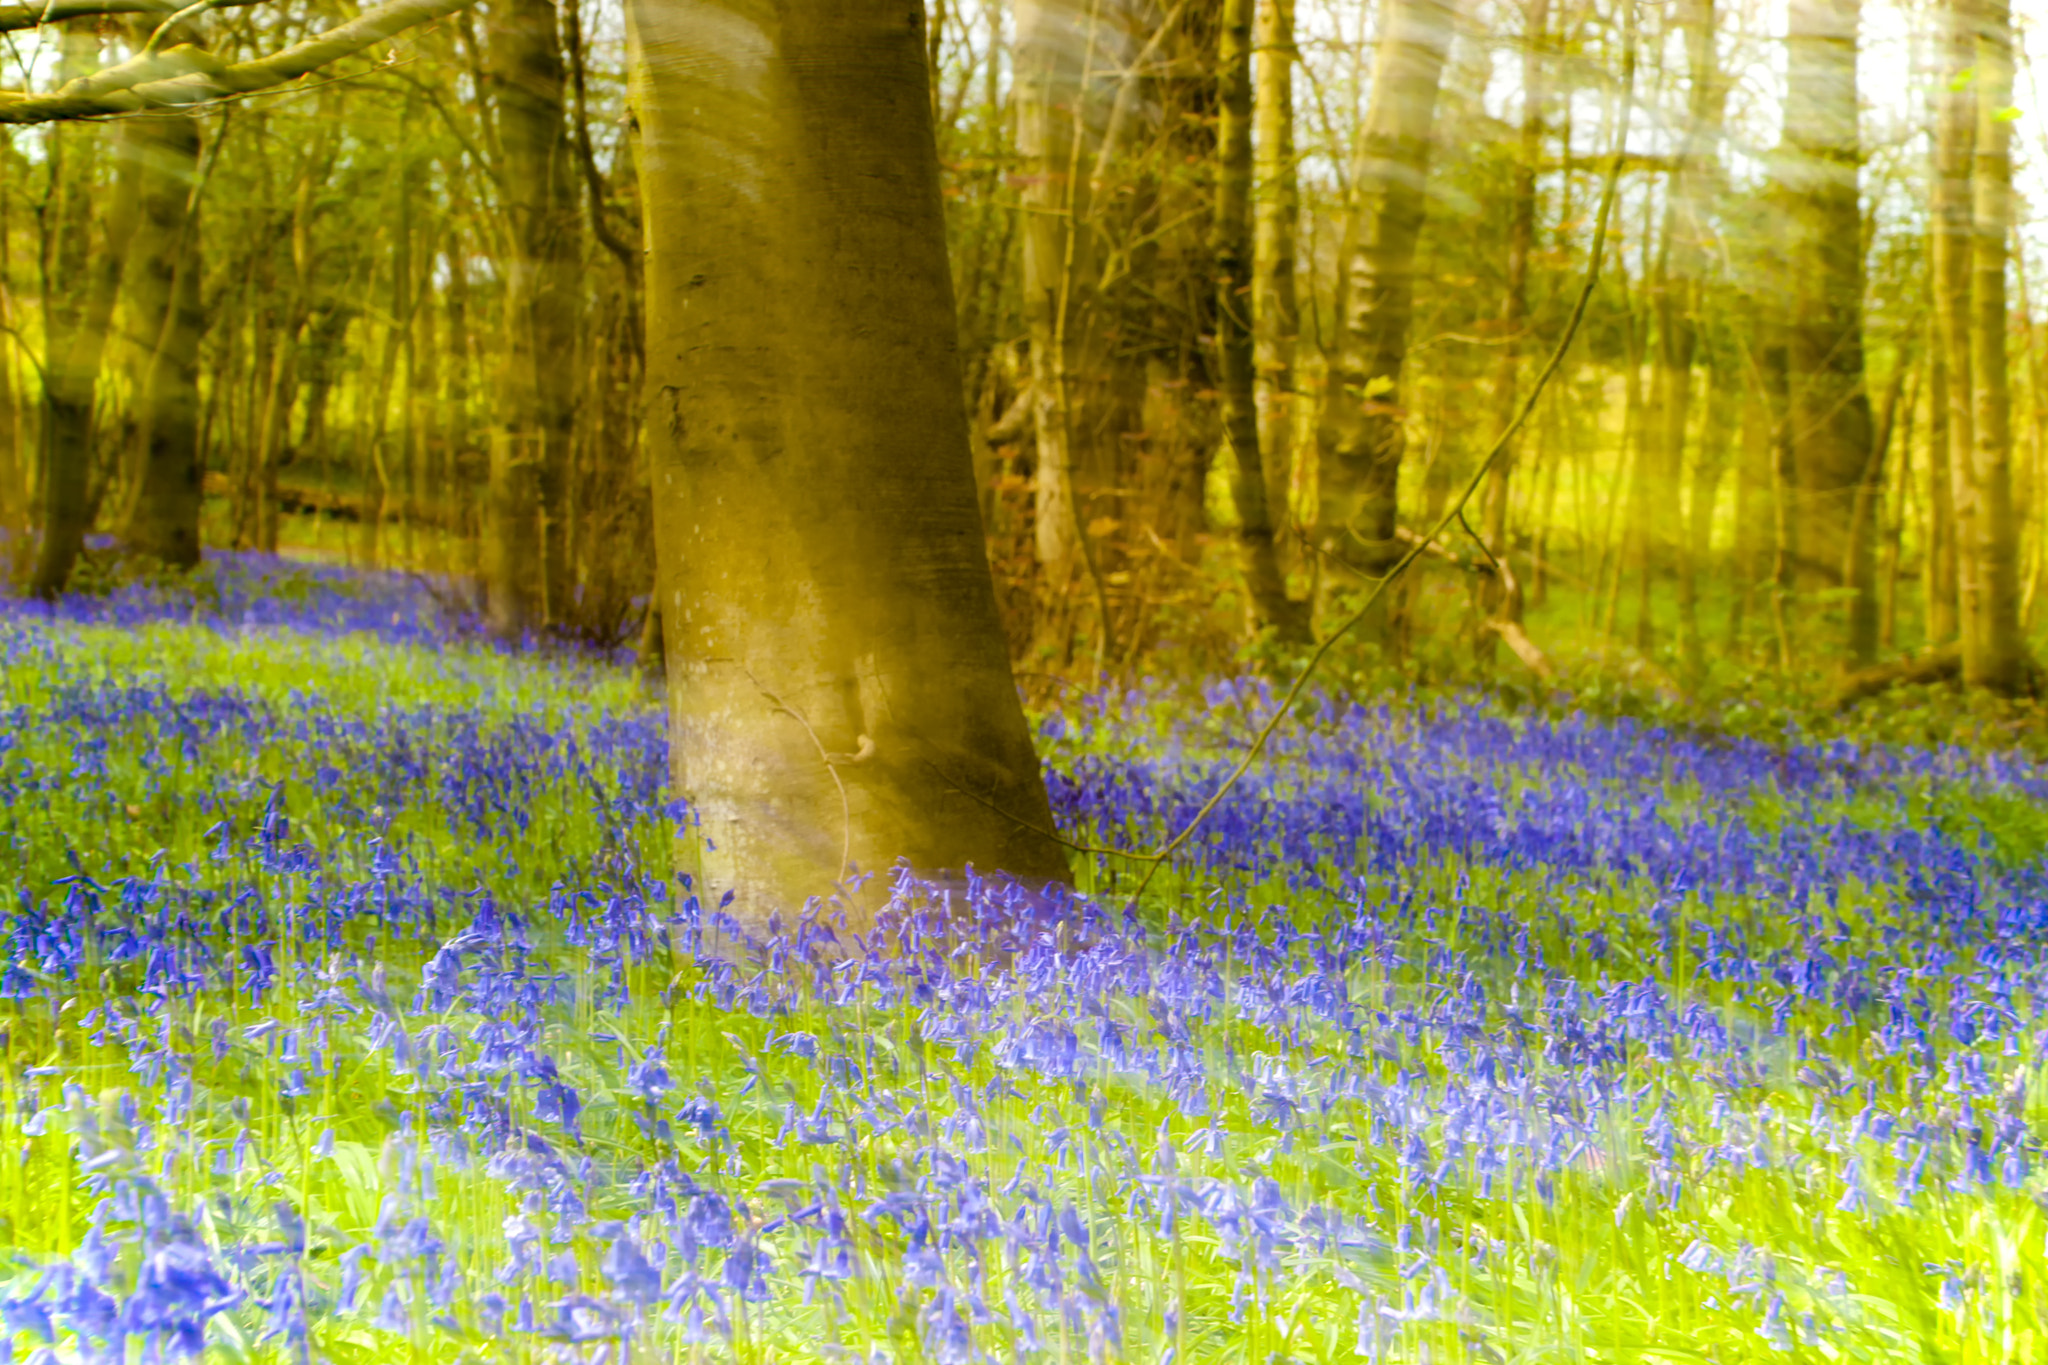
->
0, 0, 262, 36
0, 0, 475, 122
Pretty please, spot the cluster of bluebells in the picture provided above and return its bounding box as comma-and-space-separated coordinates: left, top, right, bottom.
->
3, 558, 2048, 1362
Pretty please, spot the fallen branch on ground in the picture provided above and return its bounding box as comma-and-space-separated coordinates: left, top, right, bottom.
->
1828, 645, 1962, 710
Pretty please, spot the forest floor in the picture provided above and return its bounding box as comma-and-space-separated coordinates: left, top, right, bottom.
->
2, 553, 2046, 1363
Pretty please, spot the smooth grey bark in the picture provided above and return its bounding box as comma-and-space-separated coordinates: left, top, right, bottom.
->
627, 0, 1072, 933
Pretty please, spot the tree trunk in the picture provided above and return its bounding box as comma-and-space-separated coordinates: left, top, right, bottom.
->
0, 136, 19, 543
1475, 0, 1547, 652
1956, 0, 2025, 688
31, 29, 131, 598
486, 0, 581, 635
626, 0, 1072, 932
1931, 0, 1975, 652
1012, 0, 1152, 667
1215, 0, 1306, 641
117, 110, 206, 570
1729, 352, 1774, 644
1659, 0, 1724, 678
1781, 0, 1876, 663
1881, 354, 1919, 648
1925, 302, 1959, 642
1680, 355, 1736, 675
1252, 0, 1299, 537
1314, 0, 1458, 623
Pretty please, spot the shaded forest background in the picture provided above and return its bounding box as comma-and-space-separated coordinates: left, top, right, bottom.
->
0, 0, 2039, 720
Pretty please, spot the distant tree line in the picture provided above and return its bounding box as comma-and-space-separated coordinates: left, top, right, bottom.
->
0, 0, 2039, 702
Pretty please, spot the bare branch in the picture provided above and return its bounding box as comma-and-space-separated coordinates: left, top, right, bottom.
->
0, 0, 261, 37
0, 0, 473, 122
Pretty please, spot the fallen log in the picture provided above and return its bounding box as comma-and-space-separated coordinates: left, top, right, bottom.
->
1827, 644, 1962, 710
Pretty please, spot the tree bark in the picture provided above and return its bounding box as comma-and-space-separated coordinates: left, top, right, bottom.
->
1956, 0, 2025, 688
1659, 0, 1724, 678
1925, 300, 1959, 642
1780, 0, 1876, 663
30, 28, 129, 598
114, 108, 205, 569
1014, 0, 1114, 574
1474, 0, 1546, 655
1215, 0, 1306, 640
1251, 0, 1298, 543
626, 0, 1072, 933
1314, 0, 1458, 614
485, 0, 581, 635
1728, 338, 1775, 646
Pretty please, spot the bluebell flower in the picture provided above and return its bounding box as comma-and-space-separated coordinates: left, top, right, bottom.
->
602, 1227, 662, 1306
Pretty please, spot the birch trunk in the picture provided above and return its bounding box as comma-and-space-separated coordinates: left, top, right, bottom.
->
1252, 0, 1299, 540
1216, 0, 1307, 639
1314, 0, 1457, 612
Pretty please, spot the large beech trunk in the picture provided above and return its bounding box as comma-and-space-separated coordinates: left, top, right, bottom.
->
627, 0, 1072, 932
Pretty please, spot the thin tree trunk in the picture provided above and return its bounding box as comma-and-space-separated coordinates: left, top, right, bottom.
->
1313, 0, 1459, 633
1958, 0, 2025, 687
1216, 0, 1306, 640
1782, 0, 1877, 664
31, 29, 130, 598
1477, 0, 1548, 650
1662, 0, 1724, 678
626, 0, 1071, 932
1729, 351, 1774, 644
1881, 356, 1920, 648
486, 0, 582, 635
1931, 0, 1973, 648
1013, 0, 1144, 665
1252, 0, 1299, 540
0, 134, 19, 542
1680, 357, 1736, 674
116, 108, 206, 569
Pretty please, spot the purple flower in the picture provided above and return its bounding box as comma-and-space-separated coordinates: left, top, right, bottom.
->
603, 1228, 662, 1305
